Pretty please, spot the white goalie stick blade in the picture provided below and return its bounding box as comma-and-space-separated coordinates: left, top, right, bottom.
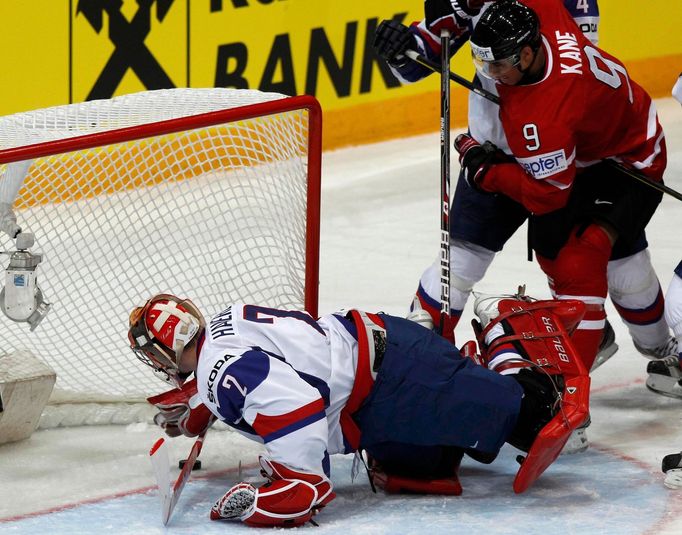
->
149, 438, 173, 523
149, 430, 207, 525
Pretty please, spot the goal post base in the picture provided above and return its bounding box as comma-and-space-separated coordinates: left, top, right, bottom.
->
0, 350, 56, 444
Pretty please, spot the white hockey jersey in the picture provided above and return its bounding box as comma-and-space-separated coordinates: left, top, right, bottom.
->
195, 304, 361, 476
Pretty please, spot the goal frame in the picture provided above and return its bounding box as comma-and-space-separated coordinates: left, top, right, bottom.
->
0, 94, 322, 317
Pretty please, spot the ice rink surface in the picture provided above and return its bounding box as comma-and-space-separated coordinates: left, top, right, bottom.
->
1, 97, 682, 534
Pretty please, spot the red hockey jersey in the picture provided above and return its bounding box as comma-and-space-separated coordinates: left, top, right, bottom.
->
483, 0, 666, 215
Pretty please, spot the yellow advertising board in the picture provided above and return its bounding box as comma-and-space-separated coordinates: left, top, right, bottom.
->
0, 0, 679, 149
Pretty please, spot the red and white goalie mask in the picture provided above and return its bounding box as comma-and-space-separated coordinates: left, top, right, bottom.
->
128, 294, 204, 386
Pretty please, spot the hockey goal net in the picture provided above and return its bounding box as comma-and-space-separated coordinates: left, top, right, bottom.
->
0, 89, 321, 424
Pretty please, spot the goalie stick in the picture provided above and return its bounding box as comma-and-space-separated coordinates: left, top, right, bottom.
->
404, 49, 682, 203
149, 430, 207, 525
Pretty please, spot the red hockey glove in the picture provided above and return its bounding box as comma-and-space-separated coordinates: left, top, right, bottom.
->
373, 20, 417, 68
210, 457, 335, 527
147, 378, 216, 438
454, 134, 500, 192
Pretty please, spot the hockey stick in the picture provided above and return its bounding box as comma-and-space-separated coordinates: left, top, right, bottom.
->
405, 49, 682, 202
438, 30, 452, 334
405, 49, 500, 104
149, 429, 207, 525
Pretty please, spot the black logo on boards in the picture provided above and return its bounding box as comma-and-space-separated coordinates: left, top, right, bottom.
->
210, 0, 278, 10
77, 0, 177, 100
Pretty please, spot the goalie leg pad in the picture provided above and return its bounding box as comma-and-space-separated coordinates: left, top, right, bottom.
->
471, 294, 591, 490
367, 444, 463, 495
370, 468, 463, 495
259, 457, 335, 509
211, 479, 318, 527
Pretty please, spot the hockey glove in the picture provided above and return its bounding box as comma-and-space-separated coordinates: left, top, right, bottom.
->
426, 0, 485, 21
210, 457, 335, 527
0, 202, 21, 239
425, 0, 486, 36
454, 133, 500, 192
147, 378, 216, 438
373, 20, 417, 68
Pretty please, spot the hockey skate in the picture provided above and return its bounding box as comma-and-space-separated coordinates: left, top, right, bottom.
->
662, 452, 682, 489
646, 355, 682, 399
406, 296, 435, 330
634, 336, 679, 360
590, 321, 618, 372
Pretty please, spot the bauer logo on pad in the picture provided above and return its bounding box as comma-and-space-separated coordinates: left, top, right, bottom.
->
13, 274, 26, 287
516, 149, 568, 179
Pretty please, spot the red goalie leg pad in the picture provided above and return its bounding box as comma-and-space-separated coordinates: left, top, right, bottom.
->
259, 458, 335, 509
481, 298, 587, 378
371, 467, 463, 496
513, 374, 590, 493
242, 479, 317, 528
476, 296, 591, 491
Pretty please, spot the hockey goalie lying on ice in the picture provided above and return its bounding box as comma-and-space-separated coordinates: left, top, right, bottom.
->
128, 290, 589, 527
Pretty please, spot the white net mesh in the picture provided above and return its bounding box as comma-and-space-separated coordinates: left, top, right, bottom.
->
0, 88, 319, 407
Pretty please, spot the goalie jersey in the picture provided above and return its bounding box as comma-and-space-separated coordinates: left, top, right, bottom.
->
195, 304, 522, 478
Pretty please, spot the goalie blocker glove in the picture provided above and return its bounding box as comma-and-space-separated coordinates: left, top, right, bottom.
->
210, 457, 335, 527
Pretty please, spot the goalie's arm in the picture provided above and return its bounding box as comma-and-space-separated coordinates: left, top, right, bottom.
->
203, 349, 335, 526
205, 349, 331, 475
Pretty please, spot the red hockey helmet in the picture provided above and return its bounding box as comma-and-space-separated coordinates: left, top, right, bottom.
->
128, 294, 204, 386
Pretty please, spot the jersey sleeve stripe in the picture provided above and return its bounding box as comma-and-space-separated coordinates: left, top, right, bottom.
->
253, 398, 326, 442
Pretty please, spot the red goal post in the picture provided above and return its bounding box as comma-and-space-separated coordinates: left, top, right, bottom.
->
0, 89, 322, 421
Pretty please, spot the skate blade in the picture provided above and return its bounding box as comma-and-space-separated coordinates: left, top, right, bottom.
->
590, 342, 619, 372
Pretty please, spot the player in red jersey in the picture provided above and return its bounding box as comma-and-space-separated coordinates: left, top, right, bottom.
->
455, 0, 669, 370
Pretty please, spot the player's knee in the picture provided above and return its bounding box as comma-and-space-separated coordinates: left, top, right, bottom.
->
450, 239, 495, 285
607, 249, 658, 297
545, 225, 611, 295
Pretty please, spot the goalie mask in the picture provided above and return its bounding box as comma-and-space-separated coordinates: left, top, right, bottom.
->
128, 294, 204, 386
